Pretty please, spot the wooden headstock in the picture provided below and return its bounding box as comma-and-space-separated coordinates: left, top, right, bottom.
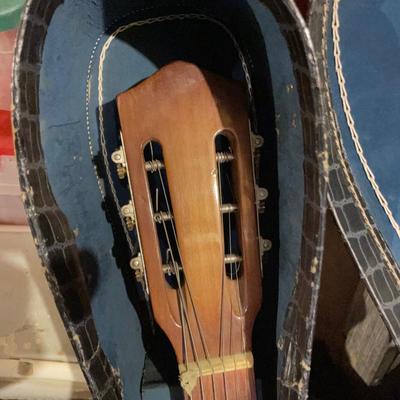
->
116, 61, 263, 399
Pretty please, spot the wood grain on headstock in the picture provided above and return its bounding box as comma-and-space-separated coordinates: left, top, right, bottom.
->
117, 61, 262, 399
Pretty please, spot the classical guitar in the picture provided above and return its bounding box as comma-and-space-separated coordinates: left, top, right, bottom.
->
114, 61, 266, 399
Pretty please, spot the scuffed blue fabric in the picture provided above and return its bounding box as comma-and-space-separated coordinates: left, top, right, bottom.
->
249, 0, 304, 374
327, 0, 400, 263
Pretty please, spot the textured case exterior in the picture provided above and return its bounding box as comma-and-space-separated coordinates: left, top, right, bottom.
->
310, 0, 400, 355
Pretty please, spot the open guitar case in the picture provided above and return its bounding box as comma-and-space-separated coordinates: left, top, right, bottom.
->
12, 0, 328, 399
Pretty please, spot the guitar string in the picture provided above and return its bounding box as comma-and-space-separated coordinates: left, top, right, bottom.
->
228, 198, 242, 400
230, 303, 239, 400
160, 219, 204, 400
217, 152, 229, 400
151, 143, 215, 399
152, 149, 190, 378
177, 286, 189, 389
153, 140, 256, 400
178, 276, 189, 377
156, 172, 211, 400
156, 168, 214, 400
227, 192, 237, 400
149, 142, 204, 399
226, 171, 247, 354
235, 256, 250, 398
153, 138, 252, 400
226, 166, 250, 399
219, 142, 249, 399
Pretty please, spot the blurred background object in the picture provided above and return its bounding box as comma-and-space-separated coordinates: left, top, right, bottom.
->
0, 0, 25, 156
0, 1, 25, 225
0, 1, 90, 398
0, 226, 90, 399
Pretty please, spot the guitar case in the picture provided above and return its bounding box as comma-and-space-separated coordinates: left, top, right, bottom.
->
310, 0, 400, 361
13, 0, 327, 399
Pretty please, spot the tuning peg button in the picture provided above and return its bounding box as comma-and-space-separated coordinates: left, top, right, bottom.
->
130, 254, 144, 281
256, 186, 268, 201
121, 201, 135, 231
111, 147, 127, 179
251, 133, 264, 149
260, 238, 272, 256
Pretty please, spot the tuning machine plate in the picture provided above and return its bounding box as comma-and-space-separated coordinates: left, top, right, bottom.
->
111, 147, 127, 179
121, 201, 136, 231
256, 185, 268, 214
130, 254, 145, 283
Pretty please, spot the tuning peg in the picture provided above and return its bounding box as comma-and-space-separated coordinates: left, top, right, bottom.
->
162, 262, 183, 276
153, 211, 173, 223
255, 185, 268, 214
216, 151, 234, 163
145, 159, 164, 173
220, 203, 238, 213
260, 238, 272, 256
121, 201, 135, 231
111, 147, 127, 179
251, 132, 264, 149
130, 254, 144, 281
256, 186, 268, 202
224, 254, 243, 264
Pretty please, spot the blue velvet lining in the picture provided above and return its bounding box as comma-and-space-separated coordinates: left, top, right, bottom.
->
249, 0, 304, 373
327, 0, 400, 263
41, 2, 146, 397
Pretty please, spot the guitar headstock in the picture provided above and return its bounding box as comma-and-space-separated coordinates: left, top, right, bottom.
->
116, 61, 264, 398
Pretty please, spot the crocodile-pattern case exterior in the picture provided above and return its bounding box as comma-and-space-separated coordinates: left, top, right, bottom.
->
263, 2, 327, 399
12, 1, 122, 399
